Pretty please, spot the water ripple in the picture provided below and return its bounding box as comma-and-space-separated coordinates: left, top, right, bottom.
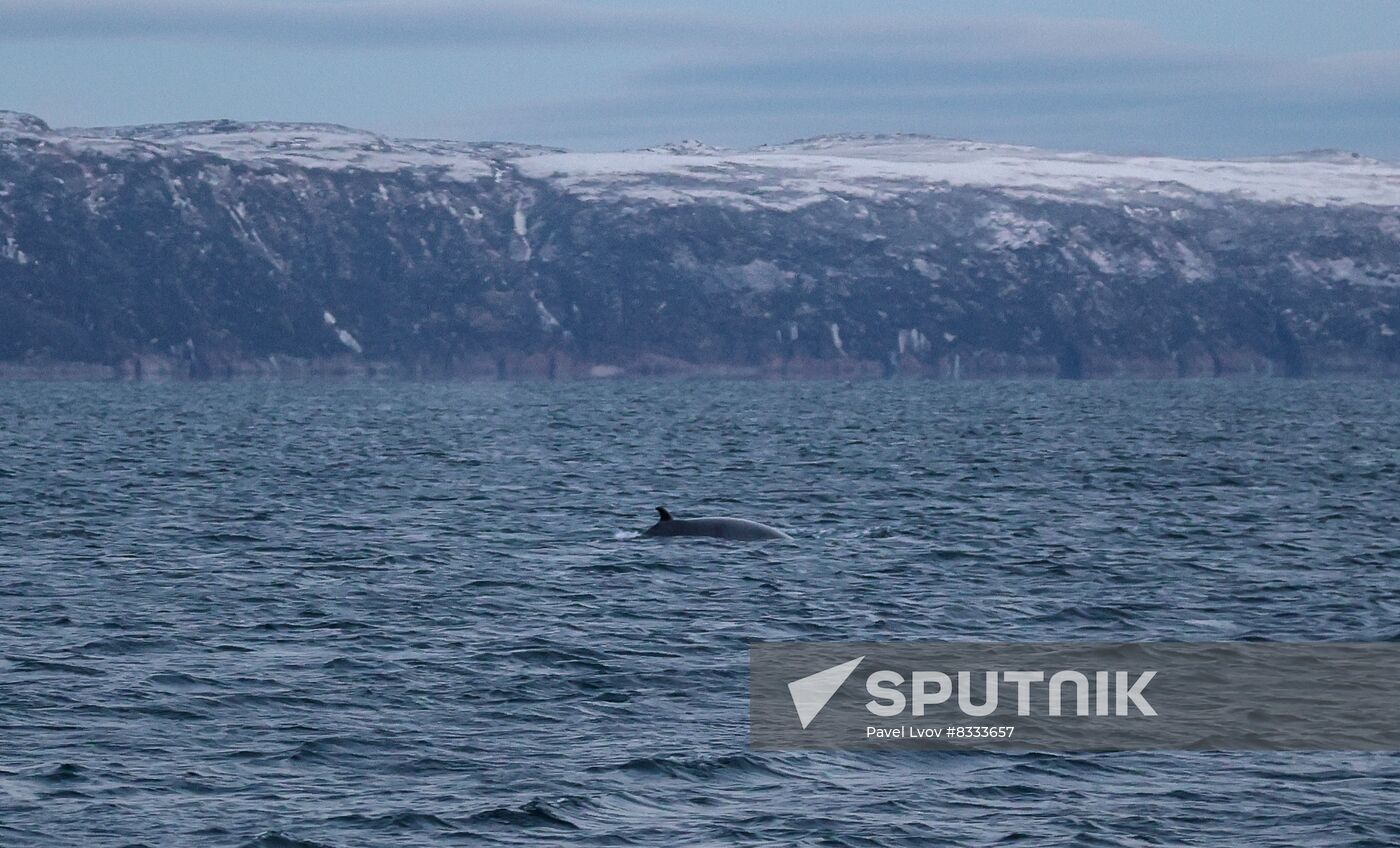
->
1, 379, 1398, 846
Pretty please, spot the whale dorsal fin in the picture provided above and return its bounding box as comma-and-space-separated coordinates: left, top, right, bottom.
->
656, 506, 672, 521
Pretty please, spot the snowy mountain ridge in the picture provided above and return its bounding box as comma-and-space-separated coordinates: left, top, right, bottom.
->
5, 111, 1397, 209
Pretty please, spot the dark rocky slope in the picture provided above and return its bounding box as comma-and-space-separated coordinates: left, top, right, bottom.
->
3, 110, 1399, 378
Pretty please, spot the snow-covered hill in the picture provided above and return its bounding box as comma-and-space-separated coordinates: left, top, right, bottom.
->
515, 134, 1400, 210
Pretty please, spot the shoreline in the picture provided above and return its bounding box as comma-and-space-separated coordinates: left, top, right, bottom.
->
3, 350, 1399, 382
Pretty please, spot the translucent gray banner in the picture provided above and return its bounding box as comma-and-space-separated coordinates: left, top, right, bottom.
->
749, 643, 1400, 751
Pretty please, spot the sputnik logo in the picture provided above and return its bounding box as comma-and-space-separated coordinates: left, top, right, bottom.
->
787, 657, 864, 729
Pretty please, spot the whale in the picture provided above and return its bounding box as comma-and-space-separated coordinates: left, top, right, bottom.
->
643, 507, 793, 541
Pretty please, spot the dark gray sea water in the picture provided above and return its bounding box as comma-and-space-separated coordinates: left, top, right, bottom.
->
2, 379, 1398, 847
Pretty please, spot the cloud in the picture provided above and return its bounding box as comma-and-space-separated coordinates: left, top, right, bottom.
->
484, 18, 1400, 155
611, 18, 1400, 152
643, 15, 1400, 103
0, 0, 734, 45
3, 2, 1397, 156
0, 2, 1226, 60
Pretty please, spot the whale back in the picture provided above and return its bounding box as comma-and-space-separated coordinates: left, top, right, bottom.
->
644, 510, 791, 541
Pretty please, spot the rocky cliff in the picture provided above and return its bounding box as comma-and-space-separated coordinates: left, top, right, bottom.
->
3, 110, 1399, 378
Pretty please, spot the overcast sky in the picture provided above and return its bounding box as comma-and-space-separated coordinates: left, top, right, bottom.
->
2, 0, 1398, 157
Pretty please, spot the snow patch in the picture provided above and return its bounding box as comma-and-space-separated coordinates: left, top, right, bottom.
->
978, 211, 1052, 250
321, 309, 362, 352
721, 259, 789, 293
1084, 248, 1119, 274
897, 328, 930, 354
1290, 255, 1400, 286
511, 199, 532, 261
2, 236, 31, 265
911, 257, 941, 280
335, 328, 363, 354
530, 291, 561, 330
